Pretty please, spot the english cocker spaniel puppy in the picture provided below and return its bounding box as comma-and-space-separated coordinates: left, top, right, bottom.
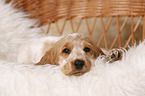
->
18, 33, 123, 76
36, 33, 105, 76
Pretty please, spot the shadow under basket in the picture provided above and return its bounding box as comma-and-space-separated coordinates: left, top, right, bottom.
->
6, 0, 145, 49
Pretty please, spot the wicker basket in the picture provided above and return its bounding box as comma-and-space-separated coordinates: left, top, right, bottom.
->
6, 0, 145, 49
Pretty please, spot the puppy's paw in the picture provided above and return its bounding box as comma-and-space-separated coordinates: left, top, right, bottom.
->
105, 48, 125, 63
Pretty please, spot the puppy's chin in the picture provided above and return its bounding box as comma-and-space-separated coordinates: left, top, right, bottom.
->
72, 72, 85, 76
61, 68, 87, 76
63, 71, 85, 76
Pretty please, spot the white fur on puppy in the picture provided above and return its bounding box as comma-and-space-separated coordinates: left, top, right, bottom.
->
17, 37, 60, 64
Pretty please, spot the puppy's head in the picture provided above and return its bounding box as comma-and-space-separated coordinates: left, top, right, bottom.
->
36, 33, 104, 76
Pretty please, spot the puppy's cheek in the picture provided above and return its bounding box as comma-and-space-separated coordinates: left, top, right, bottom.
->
61, 63, 73, 76
94, 52, 100, 58
88, 51, 98, 59
90, 55, 96, 63
84, 60, 92, 71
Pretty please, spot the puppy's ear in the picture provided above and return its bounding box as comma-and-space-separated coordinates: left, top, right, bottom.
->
35, 47, 59, 65
95, 46, 105, 56
93, 44, 105, 57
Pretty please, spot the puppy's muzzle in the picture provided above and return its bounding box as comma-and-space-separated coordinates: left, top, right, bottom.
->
74, 60, 85, 70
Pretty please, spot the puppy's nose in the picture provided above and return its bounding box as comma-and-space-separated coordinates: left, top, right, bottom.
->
74, 60, 85, 70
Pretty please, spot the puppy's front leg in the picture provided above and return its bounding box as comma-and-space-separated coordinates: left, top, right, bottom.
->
104, 48, 125, 63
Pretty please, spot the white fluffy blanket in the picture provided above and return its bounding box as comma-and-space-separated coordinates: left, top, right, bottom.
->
0, 1, 145, 96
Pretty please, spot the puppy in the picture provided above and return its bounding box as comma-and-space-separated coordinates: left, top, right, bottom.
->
18, 33, 123, 76
18, 33, 104, 76
36, 33, 105, 76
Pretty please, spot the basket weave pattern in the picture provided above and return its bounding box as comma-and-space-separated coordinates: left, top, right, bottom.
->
6, 0, 145, 49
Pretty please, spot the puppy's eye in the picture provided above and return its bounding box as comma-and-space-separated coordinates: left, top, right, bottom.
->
62, 48, 70, 54
84, 47, 91, 52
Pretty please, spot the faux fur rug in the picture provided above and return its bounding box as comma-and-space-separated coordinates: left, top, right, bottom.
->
0, 1, 145, 96
0, 1, 43, 61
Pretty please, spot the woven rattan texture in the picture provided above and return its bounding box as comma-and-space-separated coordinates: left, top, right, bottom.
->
6, 0, 145, 49
7, 0, 145, 25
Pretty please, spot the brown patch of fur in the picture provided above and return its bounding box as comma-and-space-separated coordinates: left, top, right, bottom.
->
36, 46, 59, 65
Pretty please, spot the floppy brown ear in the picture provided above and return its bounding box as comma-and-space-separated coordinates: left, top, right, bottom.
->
35, 47, 59, 65
93, 44, 105, 57
95, 46, 105, 56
